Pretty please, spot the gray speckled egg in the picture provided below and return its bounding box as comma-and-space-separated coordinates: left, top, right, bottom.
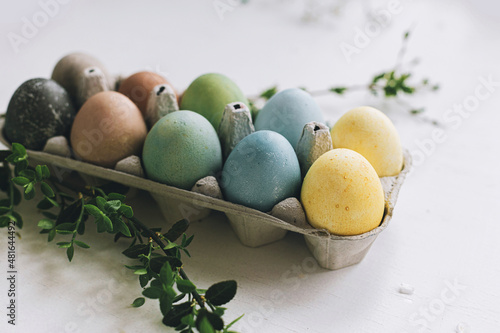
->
4, 78, 76, 150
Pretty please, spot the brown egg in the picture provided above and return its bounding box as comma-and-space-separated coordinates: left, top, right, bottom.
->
118, 71, 177, 116
70, 91, 147, 168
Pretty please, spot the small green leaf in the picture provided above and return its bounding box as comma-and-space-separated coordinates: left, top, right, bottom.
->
56, 223, 76, 231
0, 216, 10, 228
411, 108, 425, 114
176, 279, 196, 294
259, 86, 278, 100
0, 206, 9, 214
160, 262, 174, 286
67, 245, 74, 262
96, 196, 107, 211
106, 200, 121, 211
164, 219, 189, 242
118, 204, 133, 218
114, 219, 132, 237
84, 204, 102, 217
57, 241, 72, 248
122, 244, 149, 259
205, 281, 237, 306
35, 165, 43, 181
183, 235, 194, 248
159, 287, 177, 316
197, 313, 216, 333
163, 241, 178, 250
24, 183, 35, 200
48, 229, 56, 242
131, 297, 145, 308
163, 302, 194, 328
142, 287, 162, 299
139, 274, 149, 288
11, 211, 23, 229
95, 216, 106, 233
329, 87, 347, 95
102, 215, 113, 232
38, 219, 55, 230
41, 165, 50, 179
107, 193, 126, 201
11, 143, 26, 157
56, 230, 75, 235
74, 240, 90, 249
206, 311, 224, 331
40, 182, 55, 198
134, 268, 148, 275
12, 176, 30, 186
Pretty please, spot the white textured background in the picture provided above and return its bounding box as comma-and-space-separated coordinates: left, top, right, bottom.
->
1, 0, 499, 332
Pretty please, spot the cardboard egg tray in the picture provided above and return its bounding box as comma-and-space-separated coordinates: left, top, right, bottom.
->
0, 118, 411, 270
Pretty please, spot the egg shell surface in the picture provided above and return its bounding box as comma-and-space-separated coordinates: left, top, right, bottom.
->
70, 91, 147, 168
254, 88, 325, 149
180, 73, 248, 129
118, 71, 175, 116
4, 78, 76, 150
301, 148, 385, 236
221, 130, 302, 212
331, 106, 403, 177
142, 110, 223, 190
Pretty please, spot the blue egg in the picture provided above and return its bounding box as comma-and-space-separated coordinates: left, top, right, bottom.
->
254, 88, 325, 149
221, 130, 301, 212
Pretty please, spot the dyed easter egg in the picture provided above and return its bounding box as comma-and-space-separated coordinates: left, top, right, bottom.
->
180, 73, 248, 129
301, 149, 385, 236
118, 71, 176, 116
331, 106, 403, 177
70, 91, 147, 168
142, 111, 223, 190
4, 78, 76, 150
222, 130, 301, 212
254, 88, 325, 149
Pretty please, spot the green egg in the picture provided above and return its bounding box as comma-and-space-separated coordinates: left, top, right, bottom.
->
180, 73, 248, 129
142, 111, 223, 190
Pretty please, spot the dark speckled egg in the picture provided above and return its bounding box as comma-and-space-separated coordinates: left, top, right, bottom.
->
4, 78, 76, 150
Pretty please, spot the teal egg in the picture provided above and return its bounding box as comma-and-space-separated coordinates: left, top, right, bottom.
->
221, 130, 301, 212
143, 111, 223, 190
254, 88, 325, 148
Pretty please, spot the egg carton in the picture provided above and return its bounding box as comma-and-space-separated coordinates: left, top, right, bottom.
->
0, 118, 411, 270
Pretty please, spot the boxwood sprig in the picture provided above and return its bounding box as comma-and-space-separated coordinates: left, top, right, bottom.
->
0, 143, 242, 332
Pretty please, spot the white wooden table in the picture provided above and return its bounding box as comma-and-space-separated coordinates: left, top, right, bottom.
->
1, 0, 499, 332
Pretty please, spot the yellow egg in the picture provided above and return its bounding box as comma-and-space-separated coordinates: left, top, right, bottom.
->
301, 149, 385, 236
331, 106, 403, 177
